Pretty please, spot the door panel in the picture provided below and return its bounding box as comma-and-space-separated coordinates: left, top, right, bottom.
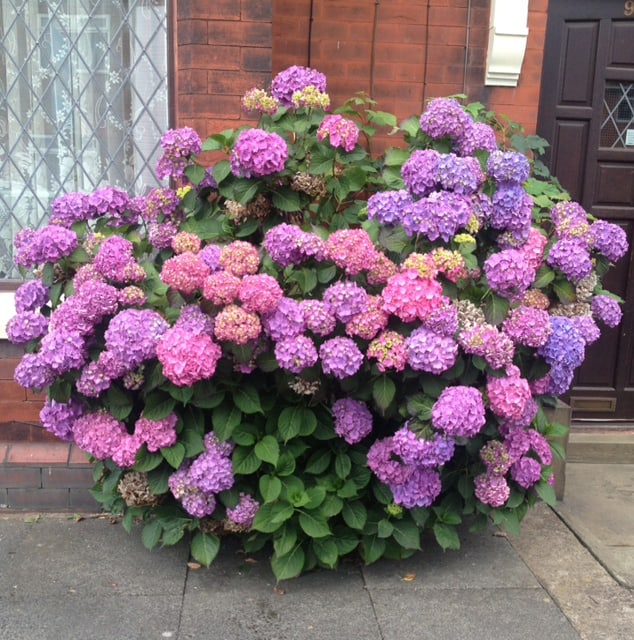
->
538, 0, 634, 420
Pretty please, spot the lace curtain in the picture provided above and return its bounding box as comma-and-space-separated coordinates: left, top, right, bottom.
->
0, 0, 168, 279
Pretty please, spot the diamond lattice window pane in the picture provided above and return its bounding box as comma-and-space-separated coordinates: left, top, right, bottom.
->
0, 0, 169, 279
601, 82, 634, 149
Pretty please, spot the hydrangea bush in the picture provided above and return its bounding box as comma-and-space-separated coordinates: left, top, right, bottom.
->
8, 66, 628, 580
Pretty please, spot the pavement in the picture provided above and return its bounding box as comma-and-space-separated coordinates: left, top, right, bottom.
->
0, 432, 633, 640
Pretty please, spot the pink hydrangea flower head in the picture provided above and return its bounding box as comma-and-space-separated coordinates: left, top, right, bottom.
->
316, 114, 360, 152
213, 304, 262, 344
219, 240, 261, 277
171, 231, 201, 254
345, 295, 388, 340
160, 251, 210, 295
202, 270, 241, 306
324, 228, 378, 276
367, 437, 412, 486
381, 270, 444, 323
135, 413, 179, 452
431, 386, 486, 438
367, 330, 408, 372
367, 253, 398, 285
73, 410, 128, 460
238, 273, 283, 314
230, 128, 288, 178
486, 368, 532, 421
474, 473, 510, 508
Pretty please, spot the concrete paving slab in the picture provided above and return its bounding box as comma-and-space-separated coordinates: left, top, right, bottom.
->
181, 541, 381, 640
0, 595, 183, 640
554, 463, 634, 587
507, 503, 634, 640
369, 587, 580, 640
362, 524, 540, 590
0, 515, 189, 598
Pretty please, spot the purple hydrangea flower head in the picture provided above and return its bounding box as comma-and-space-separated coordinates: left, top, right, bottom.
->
502, 305, 552, 348
88, 186, 133, 226
550, 201, 588, 232
419, 97, 472, 140
424, 302, 459, 337
271, 65, 327, 107
402, 191, 472, 242
75, 280, 120, 323
455, 120, 498, 156
331, 398, 373, 444
316, 114, 359, 152
169, 463, 217, 518
264, 223, 307, 267
437, 154, 485, 194
406, 326, 458, 374
141, 187, 181, 222
175, 304, 215, 337
490, 184, 533, 233
459, 323, 514, 370
538, 316, 585, 370
319, 336, 364, 379
345, 295, 388, 340
589, 220, 628, 262
6, 311, 49, 344
569, 314, 600, 346
300, 299, 336, 336
401, 149, 441, 197
484, 249, 534, 299
93, 236, 145, 284
188, 441, 234, 495
487, 150, 531, 184
226, 493, 260, 529
480, 441, 512, 476
199, 244, 222, 271
367, 437, 412, 486
14, 225, 78, 268
156, 127, 202, 180
392, 426, 455, 467
262, 297, 306, 341
148, 220, 179, 250
39, 330, 87, 374
14, 280, 49, 313
105, 309, 169, 369
274, 334, 318, 374
50, 191, 92, 227
431, 386, 486, 438
591, 294, 622, 328
497, 397, 539, 436
14, 353, 55, 390
40, 397, 84, 441
367, 190, 413, 226
511, 456, 542, 489
230, 129, 288, 178
323, 281, 369, 324
76, 351, 126, 397
547, 237, 593, 283
390, 467, 442, 508
474, 473, 510, 508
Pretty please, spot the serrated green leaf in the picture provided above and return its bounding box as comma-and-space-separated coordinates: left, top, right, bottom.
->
272, 187, 302, 212
334, 453, 352, 480
533, 265, 555, 289
161, 442, 186, 469
305, 449, 332, 474
212, 404, 242, 441
361, 535, 387, 564
147, 465, 172, 495
278, 407, 302, 442
377, 519, 394, 538
342, 501, 367, 530
213, 159, 232, 184
553, 279, 577, 304
133, 450, 164, 473
391, 519, 421, 550
273, 524, 297, 557
232, 385, 263, 415
484, 293, 510, 326
107, 385, 133, 420
141, 519, 162, 550
312, 537, 339, 568
373, 376, 396, 412
275, 451, 296, 476
433, 522, 461, 550
535, 480, 557, 507
181, 429, 205, 458
254, 435, 280, 466
271, 545, 306, 581
232, 446, 262, 475
299, 512, 331, 538
259, 475, 282, 502
304, 486, 327, 510
190, 532, 220, 566
318, 494, 344, 518
142, 394, 177, 421
185, 164, 206, 185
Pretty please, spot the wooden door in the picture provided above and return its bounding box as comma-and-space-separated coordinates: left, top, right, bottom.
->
537, 0, 634, 421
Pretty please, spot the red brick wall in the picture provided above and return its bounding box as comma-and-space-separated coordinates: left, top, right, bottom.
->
272, 0, 549, 138
175, 0, 274, 137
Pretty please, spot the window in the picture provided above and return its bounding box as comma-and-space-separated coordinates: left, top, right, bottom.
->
0, 0, 169, 279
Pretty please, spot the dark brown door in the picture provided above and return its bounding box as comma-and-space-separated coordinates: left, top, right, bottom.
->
537, 0, 634, 421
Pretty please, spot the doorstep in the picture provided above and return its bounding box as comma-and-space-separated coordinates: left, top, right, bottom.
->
0, 439, 99, 512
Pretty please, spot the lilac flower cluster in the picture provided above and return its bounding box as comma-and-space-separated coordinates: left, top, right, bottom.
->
274, 334, 318, 374
14, 225, 78, 268
226, 493, 260, 529
156, 127, 202, 180
366, 189, 413, 226
332, 398, 373, 444
230, 129, 288, 178
40, 398, 84, 441
431, 386, 486, 437
406, 326, 458, 374
264, 224, 325, 267
483, 249, 534, 300
271, 65, 327, 107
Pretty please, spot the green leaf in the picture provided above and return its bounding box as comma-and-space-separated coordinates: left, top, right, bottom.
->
361, 535, 387, 564
142, 394, 177, 421
373, 376, 396, 412
277, 407, 302, 442
232, 445, 262, 475
383, 146, 411, 167
184, 164, 206, 185
342, 501, 367, 530
232, 385, 263, 414
494, 509, 522, 536
254, 435, 280, 466
259, 475, 282, 502
433, 522, 461, 550
312, 537, 339, 569
271, 545, 306, 581
484, 294, 509, 326
141, 519, 162, 550
273, 524, 297, 557
368, 109, 398, 128
535, 480, 557, 507
391, 519, 421, 550
212, 404, 242, 441
147, 465, 172, 495
272, 187, 302, 212
190, 532, 220, 567
133, 450, 164, 473
304, 486, 327, 510
252, 502, 294, 533
160, 442, 186, 469
213, 159, 232, 184
553, 279, 577, 304
319, 494, 344, 518
336, 479, 358, 499
305, 449, 332, 474
334, 453, 352, 480
377, 519, 394, 538
533, 265, 555, 289
167, 385, 194, 405
299, 511, 331, 538
107, 385, 133, 420
181, 429, 205, 458
275, 451, 296, 476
